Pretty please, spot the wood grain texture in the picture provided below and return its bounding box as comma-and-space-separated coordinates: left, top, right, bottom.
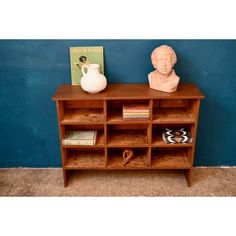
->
52, 83, 204, 100
66, 150, 105, 169
152, 135, 194, 147
153, 108, 195, 124
159, 99, 189, 108
107, 149, 148, 169
108, 130, 149, 147
61, 108, 104, 124
151, 148, 190, 169
66, 100, 103, 108
56, 101, 68, 186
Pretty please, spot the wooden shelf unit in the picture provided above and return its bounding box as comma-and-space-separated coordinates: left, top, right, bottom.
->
52, 83, 204, 187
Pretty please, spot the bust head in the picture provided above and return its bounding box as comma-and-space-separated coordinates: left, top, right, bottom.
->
151, 45, 177, 76
148, 45, 180, 93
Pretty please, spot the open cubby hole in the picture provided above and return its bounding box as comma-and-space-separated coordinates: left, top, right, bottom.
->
107, 99, 150, 122
153, 99, 196, 123
107, 148, 149, 168
107, 124, 150, 146
62, 124, 105, 147
151, 147, 191, 169
152, 124, 194, 146
61, 100, 105, 124
65, 148, 105, 169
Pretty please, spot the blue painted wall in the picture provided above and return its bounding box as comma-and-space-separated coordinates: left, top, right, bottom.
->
0, 40, 235, 167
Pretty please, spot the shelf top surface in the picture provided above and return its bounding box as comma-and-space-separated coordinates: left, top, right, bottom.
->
52, 83, 204, 101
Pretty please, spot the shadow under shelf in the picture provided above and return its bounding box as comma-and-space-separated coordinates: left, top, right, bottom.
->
153, 108, 195, 124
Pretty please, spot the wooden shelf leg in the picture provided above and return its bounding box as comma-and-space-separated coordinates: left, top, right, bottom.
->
184, 168, 192, 187
63, 169, 68, 187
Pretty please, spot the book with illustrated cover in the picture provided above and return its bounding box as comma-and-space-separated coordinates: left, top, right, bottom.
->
62, 130, 97, 146
162, 128, 192, 144
70, 46, 104, 85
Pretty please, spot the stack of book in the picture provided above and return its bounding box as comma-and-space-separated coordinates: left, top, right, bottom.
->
62, 130, 97, 146
123, 104, 150, 119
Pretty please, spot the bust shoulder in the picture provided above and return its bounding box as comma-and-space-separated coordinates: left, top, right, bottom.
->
148, 70, 180, 93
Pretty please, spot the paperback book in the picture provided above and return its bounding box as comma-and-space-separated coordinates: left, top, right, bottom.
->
70, 46, 104, 85
62, 130, 97, 146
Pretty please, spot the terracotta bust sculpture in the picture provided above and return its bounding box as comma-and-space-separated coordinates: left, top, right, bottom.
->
148, 45, 180, 93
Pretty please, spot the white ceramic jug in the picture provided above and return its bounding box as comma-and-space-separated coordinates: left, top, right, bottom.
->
80, 64, 107, 93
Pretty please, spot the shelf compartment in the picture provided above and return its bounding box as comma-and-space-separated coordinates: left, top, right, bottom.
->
65, 149, 105, 169
61, 108, 104, 124
151, 148, 190, 169
107, 100, 150, 124
153, 99, 195, 124
107, 124, 149, 147
153, 108, 195, 124
63, 125, 105, 148
152, 124, 194, 147
107, 148, 148, 169
107, 110, 150, 124
62, 131, 105, 148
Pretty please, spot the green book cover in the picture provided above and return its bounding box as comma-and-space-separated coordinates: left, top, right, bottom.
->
70, 46, 104, 85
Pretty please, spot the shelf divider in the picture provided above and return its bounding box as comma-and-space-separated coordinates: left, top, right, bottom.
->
148, 99, 153, 167
104, 100, 108, 167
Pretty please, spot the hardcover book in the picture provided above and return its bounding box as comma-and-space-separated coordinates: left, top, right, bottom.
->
62, 130, 97, 146
70, 46, 104, 85
123, 104, 149, 112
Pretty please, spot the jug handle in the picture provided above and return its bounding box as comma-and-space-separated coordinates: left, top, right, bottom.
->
81, 64, 88, 76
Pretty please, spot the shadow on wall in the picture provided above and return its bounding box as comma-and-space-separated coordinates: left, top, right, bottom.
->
174, 51, 235, 166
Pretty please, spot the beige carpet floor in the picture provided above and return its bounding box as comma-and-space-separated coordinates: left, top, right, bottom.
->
0, 168, 236, 196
